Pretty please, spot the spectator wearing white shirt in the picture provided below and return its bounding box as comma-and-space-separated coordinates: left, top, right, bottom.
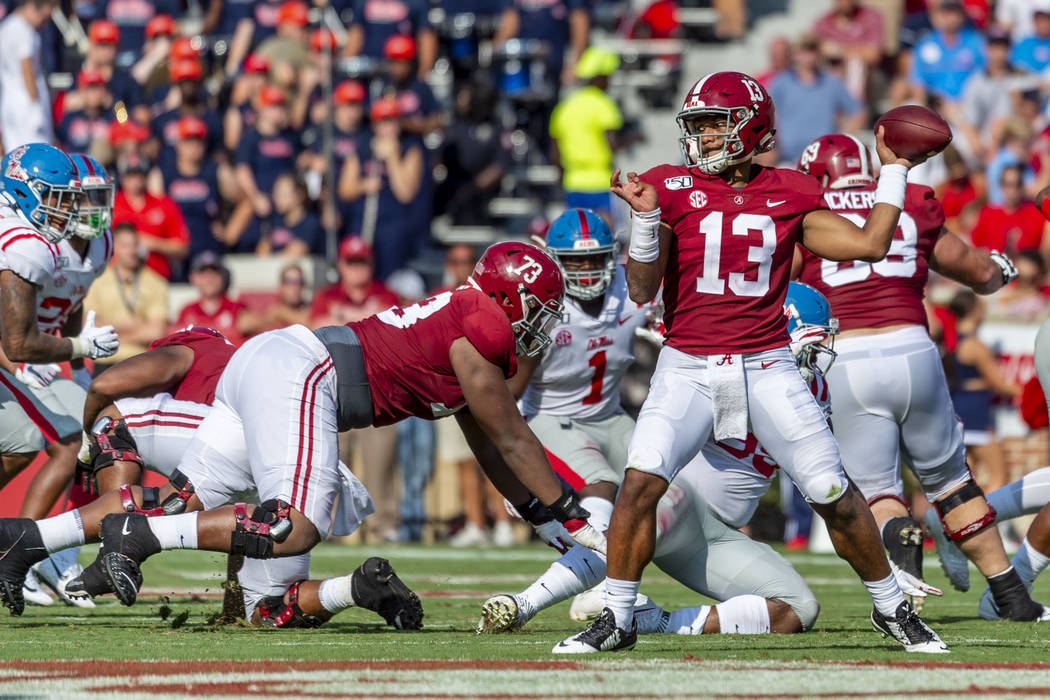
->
0, 0, 56, 151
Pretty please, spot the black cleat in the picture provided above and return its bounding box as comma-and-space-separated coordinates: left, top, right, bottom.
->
553, 607, 638, 654
350, 557, 423, 630
97, 513, 160, 607
0, 518, 49, 616
65, 559, 117, 600
871, 600, 949, 653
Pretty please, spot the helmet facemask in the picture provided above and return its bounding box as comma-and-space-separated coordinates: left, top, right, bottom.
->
787, 314, 839, 382
29, 181, 81, 243
513, 287, 563, 357
75, 177, 114, 239
548, 244, 617, 301
677, 107, 757, 175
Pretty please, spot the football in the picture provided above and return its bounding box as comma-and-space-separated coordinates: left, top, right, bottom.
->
875, 105, 953, 161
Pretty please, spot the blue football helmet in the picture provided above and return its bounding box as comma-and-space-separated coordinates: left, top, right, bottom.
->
70, 153, 113, 239
544, 208, 618, 301
784, 281, 838, 380
0, 143, 82, 242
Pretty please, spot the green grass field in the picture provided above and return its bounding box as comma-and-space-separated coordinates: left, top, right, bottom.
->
0, 542, 1048, 698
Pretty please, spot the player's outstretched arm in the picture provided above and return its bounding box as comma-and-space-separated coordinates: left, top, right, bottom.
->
0, 271, 77, 363
929, 228, 1015, 294
505, 353, 540, 400
800, 127, 931, 263
451, 337, 565, 506
82, 345, 195, 431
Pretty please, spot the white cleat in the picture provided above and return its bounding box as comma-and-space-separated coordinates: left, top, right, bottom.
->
569, 581, 651, 622
22, 568, 53, 607
477, 594, 529, 633
871, 601, 949, 653
553, 608, 637, 654
35, 548, 95, 609
923, 508, 970, 592
449, 522, 489, 547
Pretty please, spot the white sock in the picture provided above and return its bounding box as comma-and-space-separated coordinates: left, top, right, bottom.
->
36, 511, 85, 553
580, 496, 613, 533
1013, 538, 1050, 587
147, 513, 199, 550
605, 577, 639, 629
519, 561, 588, 618
318, 574, 356, 613
667, 604, 712, 635
714, 595, 771, 634
863, 572, 906, 617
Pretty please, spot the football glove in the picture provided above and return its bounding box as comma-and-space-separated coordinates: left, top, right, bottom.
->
563, 519, 607, 555
890, 559, 943, 600
990, 250, 1018, 286
70, 310, 119, 360
15, 362, 60, 390
532, 519, 576, 554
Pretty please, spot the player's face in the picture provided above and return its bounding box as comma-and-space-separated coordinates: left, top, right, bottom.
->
682, 113, 730, 155
559, 254, 604, 273
43, 188, 78, 234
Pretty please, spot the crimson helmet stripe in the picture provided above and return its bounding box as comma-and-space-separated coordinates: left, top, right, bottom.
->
576, 209, 590, 238
845, 134, 870, 179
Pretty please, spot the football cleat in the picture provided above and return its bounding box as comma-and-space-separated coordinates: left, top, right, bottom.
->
871, 600, 949, 653
982, 568, 1050, 622
477, 593, 530, 634
978, 586, 1050, 621
22, 569, 54, 607
923, 508, 970, 592
97, 513, 161, 606
553, 608, 637, 654
65, 559, 117, 600
350, 557, 423, 630
36, 547, 95, 609
0, 518, 50, 616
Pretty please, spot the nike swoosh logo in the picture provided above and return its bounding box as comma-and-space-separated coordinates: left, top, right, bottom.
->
0, 532, 26, 562
121, 519, 132, 537
761, 361, 778, 369
618, 316, 632, 325
766, 199, 786, 207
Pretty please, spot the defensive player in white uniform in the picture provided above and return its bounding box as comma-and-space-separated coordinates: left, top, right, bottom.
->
481, 282, 851, 638
560, 71, 947, 654
0, 145, 118, 606
795, 133, 1047, 622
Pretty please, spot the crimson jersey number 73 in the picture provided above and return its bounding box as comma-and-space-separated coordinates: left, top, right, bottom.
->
695, 211, 777, 297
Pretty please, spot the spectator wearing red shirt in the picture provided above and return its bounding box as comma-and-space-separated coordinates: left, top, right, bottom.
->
811, 0, 884, 99
309, 237, 397, 327
970, 164, 1050, 260
112, 152, 190, 280
173, 252, 255, 346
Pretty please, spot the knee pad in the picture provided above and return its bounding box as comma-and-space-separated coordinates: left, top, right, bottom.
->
715, 594, 771, 634
786, 437, 848, 505
117, 470, 196, 517
257, 581, 323, 628
932, 480, 996, 542
89, 416, 144, 475
230, 499, 293, 558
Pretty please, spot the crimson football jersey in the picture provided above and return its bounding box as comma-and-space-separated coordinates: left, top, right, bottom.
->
640, 165, 826, 354
147, 327, 236, 405
350, 286, 517, 426
796, 183, 944, 331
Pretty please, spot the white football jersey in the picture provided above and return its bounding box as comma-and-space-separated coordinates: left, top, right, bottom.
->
0, 211, 112, 335
521, 267, 653, 420
676, 374, 832, 529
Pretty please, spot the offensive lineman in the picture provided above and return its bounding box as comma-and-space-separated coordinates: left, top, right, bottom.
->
794, 133, 1047, 621
68, 242, 606, 614
0, 146, 118, 605
560, 71, 947, 654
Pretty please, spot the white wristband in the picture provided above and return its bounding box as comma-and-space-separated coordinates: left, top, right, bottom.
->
629, 208, 662, 263
874, 163, 907, 209
70, 337, 89, 361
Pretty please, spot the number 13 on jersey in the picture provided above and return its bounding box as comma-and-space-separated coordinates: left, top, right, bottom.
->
695, 211, 777, 297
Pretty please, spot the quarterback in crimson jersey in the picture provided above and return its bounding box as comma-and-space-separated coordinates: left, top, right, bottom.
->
560, 71, 949, 655
794, 133, 1047, 622
28, 242, 606, 624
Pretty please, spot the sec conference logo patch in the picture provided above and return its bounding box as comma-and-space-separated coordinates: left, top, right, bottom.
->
689, 190, 707, 208
555, 329, 572, 346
